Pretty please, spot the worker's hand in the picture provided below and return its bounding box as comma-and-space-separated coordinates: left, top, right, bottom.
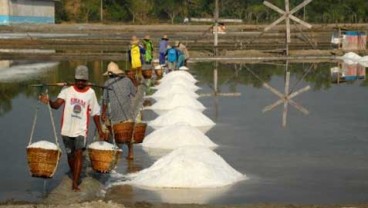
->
98, 130, 109, 142
38, 94, 49, 105
101, 112, 107, 123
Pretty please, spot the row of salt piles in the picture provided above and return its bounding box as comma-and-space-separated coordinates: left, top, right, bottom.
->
108, 69, 245, 195
339, 52, 368, 67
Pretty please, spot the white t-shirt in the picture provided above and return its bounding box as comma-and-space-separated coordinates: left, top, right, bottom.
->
58, 86, 100, 138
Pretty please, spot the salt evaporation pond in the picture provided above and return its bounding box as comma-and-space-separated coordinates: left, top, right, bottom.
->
148, 107, 215, 133
111, 146, 245, 188
142, 123, 217, 150
145, 93, 206, 115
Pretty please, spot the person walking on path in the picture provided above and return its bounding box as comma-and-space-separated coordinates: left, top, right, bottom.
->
142, 35, 154, 64
101, 62, 137, 160
176, 41, 190, 67
165, 45, 179, 71
39, 65, 106, 191
128, 36, 145, 81
158, 35, 169, 65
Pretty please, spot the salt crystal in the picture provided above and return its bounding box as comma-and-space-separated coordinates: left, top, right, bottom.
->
160, 71, 197, 83
145, 93, 205, 115
27, 140, 59, 150
123, 146, 246, 188
179, 66, 189, 70
142, 124, 217, 149
152, 80, 200, 91
341, 52, 361, 61
147, 85, 199, 100
88, 141, 117, 150
148, 107, 215, 133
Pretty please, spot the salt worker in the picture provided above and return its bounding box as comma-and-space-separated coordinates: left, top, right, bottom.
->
101, 62, 137, 160
176, 40, 190, 67
158, 35, 169, 65
142, 35, 154, 64
39, 65, 107, 191
128, 35, 145, 81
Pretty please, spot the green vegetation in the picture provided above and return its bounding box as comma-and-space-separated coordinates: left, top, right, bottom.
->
56, 0, 368, 24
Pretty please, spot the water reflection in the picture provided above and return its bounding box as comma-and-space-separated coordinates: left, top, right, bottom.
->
244, 62, 311, 127
330, 61, 366, 84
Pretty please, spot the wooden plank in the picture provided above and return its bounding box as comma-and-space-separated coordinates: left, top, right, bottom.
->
263, 1, 285, 14
264, 15, 287, 32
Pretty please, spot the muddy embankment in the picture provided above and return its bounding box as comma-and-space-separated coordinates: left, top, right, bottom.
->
0, 23, 367, 62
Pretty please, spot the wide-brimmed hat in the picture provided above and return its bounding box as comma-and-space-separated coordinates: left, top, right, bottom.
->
175, 41, 180, 46
144, 35, 150, 40
162, 35, 168, 40
103, 62, 124, 76
75, 65, 89, 80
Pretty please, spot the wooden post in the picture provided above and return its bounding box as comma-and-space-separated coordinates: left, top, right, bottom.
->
188, 0, 242, 56
214, 0, 219, 56
100, 0, 103, 22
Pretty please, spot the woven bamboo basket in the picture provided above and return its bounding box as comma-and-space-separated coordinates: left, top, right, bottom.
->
27, 147, 61, 178
142, 69, 153, 79
113, 121, 135, 143
113, 149, 122, 167
133, 122, 147, 143
88, 148, 119, 173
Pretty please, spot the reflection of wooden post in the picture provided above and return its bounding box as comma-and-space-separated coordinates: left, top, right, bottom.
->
245, 63, 310, 127
282, 72, 290, 127
214, 62, 218, 96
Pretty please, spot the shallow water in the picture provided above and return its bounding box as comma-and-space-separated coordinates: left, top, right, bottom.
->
0, 60, 368, 205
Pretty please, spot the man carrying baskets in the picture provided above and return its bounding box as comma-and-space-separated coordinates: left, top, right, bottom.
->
101, 62, 137, 160
39, 65, 107, 191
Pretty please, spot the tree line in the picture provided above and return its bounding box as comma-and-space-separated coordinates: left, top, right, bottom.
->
55, 0, 368, 24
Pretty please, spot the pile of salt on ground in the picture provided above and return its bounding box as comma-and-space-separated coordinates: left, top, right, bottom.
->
147, 84, 199, 100
152, 79, 201, 91
142, 124, 217, 149
88, 141, 117, 150
27, 140, 58, 150
148, 107, 215, 133
114, 146, 245, 188
145, 93, 206, 115
159, 70, 197, 83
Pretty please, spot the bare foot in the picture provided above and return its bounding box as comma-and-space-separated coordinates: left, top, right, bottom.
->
72, 184, 81, 192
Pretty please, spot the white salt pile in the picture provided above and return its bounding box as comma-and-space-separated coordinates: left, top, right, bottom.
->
27, 140, 58, 150
341, 52, 361, 61
142, 124, 217, 149
160, 70, 197, 83
88, 141, 117, 150
146, 93, 206, 115
179, 66, 189, 70
358, 56, 368, 67
152, 79, 200, 91
148, 107, 215, 133
120, 146, 245, 188
147, 85, 199, 100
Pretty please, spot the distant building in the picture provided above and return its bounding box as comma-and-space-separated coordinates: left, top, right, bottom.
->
0, 0, 56, 24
